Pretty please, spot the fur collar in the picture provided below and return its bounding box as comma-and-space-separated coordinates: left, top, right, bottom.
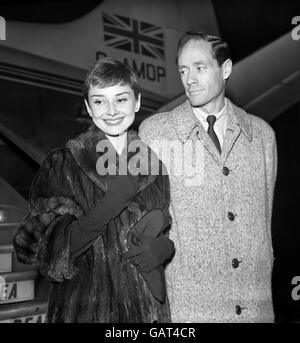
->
66, 124, 160, 193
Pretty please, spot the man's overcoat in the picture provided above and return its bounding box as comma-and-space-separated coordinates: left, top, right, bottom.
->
139, 98, 277, 322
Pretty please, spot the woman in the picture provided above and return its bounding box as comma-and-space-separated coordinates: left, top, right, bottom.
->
13, 58, 174, 323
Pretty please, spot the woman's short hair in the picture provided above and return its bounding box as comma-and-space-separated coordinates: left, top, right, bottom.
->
176, 31, 231, 67
83, 57, 140, 100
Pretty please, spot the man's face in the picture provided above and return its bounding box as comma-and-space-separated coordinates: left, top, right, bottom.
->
85, 83, 140, 136
178, 39, 230, 109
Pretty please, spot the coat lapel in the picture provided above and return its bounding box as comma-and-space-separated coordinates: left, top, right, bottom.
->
221, 112, 242, 164
196, 117, 223, 164
172, 98, 253, 165
66, 124, 108, 192
173, 100, 222, 164
221, 99, 253, 164
66, 124, 160, 194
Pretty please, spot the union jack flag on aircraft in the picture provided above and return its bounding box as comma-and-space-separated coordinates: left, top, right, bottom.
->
102, 12, 165, 60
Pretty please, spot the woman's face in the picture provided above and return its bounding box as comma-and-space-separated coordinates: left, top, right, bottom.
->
85, 83, 141, 136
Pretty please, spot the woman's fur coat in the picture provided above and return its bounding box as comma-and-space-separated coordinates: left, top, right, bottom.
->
14, 124, 171, 323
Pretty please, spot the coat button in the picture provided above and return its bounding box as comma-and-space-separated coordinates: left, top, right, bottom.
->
235, 305, 242, 315
222, 166, 229, 176
228, 212, 235, 221
232, 258, 240, 268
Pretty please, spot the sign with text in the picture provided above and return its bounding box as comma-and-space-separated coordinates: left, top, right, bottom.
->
0, 313, 46, 323
0, 277, 35, 304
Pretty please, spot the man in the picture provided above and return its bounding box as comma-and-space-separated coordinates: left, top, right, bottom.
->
139, 31, 277, 322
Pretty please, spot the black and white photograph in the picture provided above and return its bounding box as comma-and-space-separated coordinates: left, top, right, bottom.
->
0, 0, 299, 327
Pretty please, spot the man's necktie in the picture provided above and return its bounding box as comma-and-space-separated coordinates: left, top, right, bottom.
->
207, 115, 221, 154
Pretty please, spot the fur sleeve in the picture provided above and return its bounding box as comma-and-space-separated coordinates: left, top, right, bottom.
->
15, 148, 84, 282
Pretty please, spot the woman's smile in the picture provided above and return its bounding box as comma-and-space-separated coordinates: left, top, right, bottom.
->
104, 117, 125, 126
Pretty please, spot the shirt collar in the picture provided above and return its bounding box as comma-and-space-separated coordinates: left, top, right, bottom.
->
173, 97, 252, 143
193, 98, 228, 122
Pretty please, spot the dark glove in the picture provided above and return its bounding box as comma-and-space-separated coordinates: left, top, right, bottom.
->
80, 174, 138, 224
121, 209, 172, 303
122, 233, 174, 273
69, 174, 139, 259
104, 174, 138, 212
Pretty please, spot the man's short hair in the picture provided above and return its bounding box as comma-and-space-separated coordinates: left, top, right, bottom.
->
83, 57, 140, 100
176, 31, 231, 67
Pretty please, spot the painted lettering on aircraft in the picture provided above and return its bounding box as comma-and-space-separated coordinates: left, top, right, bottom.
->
96, 51, 166, 84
